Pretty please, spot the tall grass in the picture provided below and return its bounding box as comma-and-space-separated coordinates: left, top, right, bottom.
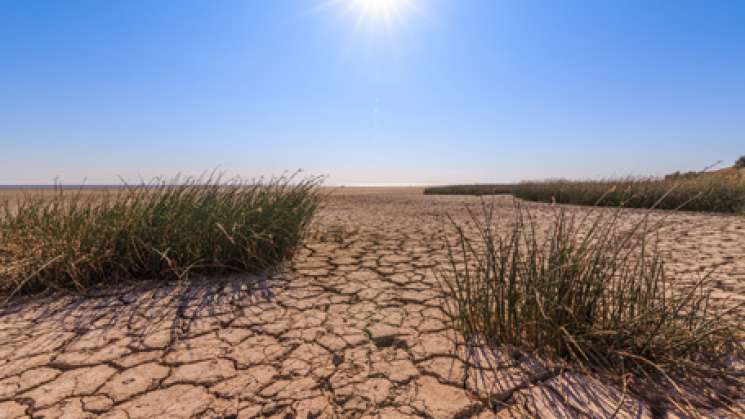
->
515, 174, 745, 213
424, 174, 745, 213
0, 173, 323, 298
438, 201, 745, 413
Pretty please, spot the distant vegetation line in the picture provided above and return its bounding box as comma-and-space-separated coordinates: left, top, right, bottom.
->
422, 184, 516, 196
0, 185, 128, 189
424, 169, 745, 213
0, 183, 272, 190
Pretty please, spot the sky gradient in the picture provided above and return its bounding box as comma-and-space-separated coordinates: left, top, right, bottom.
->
1, 0, 744, 185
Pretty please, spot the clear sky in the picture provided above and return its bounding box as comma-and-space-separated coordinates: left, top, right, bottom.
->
1, 0, 744, 185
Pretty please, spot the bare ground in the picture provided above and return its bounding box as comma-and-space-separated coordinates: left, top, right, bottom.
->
1, 188, 743, 418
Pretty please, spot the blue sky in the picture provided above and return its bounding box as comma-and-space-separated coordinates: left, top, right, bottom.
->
1, 0, 744, 185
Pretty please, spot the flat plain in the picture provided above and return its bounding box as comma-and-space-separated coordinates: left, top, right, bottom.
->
0, 187, 743, 418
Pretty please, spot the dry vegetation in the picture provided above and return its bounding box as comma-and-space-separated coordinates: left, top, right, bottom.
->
0, 174, 323, 299
425, 170, 745, 214
516, 173, 745, 213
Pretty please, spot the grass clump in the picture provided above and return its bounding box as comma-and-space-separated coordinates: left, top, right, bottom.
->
515, 175, 745, 213
424, 184, 515, 196
439, 201, 745, 413
0, 173, 323, 298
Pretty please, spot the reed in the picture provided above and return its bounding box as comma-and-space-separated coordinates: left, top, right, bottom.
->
515, 175, 745, 213
424, 174, 745, 213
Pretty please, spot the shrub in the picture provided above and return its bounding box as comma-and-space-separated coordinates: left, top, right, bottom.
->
736, 155, 745, 169
0, 173, 323, 298
438, 201, 745, 413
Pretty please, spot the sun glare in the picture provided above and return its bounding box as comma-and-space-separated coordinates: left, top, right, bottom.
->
340, 0, 417, 31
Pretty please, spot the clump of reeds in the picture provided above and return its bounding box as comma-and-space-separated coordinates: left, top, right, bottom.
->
0, 173, 323, 298
423, 174, 745, 213
515, 174, 745, 213
438, 200, 745, 413
423, 184, 516, 196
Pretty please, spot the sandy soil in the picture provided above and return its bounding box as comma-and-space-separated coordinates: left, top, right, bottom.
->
0, 188, 743, 418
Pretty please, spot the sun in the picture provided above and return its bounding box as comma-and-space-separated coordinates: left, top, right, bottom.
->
338, 0, 418, 31
351, 0, 411, 21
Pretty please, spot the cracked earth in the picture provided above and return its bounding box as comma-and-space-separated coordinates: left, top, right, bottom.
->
1, 188, 744, 418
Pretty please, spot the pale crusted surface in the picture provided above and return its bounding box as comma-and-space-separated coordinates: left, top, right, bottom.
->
0, 189, 743, 418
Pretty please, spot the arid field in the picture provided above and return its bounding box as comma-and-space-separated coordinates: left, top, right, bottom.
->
0, 187, 744, 418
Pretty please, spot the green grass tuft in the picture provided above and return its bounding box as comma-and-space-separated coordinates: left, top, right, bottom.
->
0, 173, 323, 298
438, 201, 745, 413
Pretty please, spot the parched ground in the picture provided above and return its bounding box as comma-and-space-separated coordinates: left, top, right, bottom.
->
1, 188, 744, 418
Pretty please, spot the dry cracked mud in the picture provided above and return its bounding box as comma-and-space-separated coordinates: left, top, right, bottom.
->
1, 188, 744, 418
